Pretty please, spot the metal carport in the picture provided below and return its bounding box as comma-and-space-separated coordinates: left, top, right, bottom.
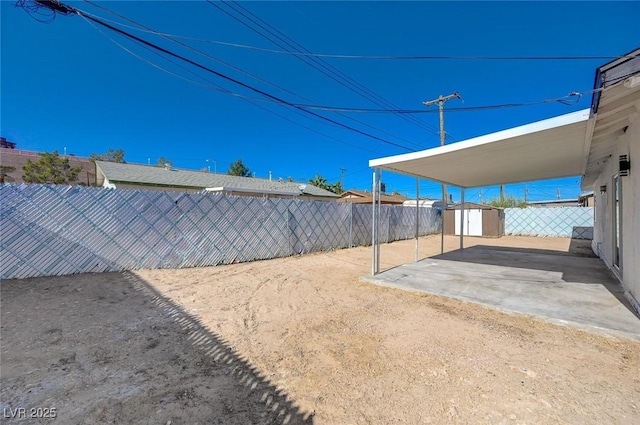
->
368, 108, 594, 274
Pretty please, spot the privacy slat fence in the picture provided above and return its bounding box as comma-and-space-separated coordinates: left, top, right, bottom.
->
505, 207, 594, 239
0, 184, 441, 280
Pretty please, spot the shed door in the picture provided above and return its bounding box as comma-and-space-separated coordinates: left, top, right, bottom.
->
454, 209, 483, 236
467, 209, 483, 236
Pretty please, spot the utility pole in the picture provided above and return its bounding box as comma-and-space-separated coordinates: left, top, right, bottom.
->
339, 167, 346, 192
524, 185, 528, 204
500, 184, 505, 203
424, 92, 460, 255
423, 92, 461, 205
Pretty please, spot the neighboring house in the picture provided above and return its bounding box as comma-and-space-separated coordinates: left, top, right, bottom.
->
369, 47, 640, 314
95, 161, 340, 201
402, 198, 444, 208
0, 146, 96, 185
338, 189, 408, 204
527, 199, 579, 208
578, 190, 595, 207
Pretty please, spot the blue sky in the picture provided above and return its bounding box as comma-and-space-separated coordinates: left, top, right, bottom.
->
2, 1, 639, 201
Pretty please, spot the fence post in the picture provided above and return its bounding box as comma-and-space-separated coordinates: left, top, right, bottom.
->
349, 202, 353, 248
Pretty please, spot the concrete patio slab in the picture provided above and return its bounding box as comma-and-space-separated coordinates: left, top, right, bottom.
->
363, 245, 640, 341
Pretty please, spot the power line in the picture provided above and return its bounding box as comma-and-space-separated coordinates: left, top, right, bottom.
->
326, 166, 371, 183
52, 6, 632, 62
269, 0, 441, 136
31, 1, 416, 152
19, 2, 608, 122
79, 0, 327, 104
293, 91, 590, 113
210, 0, 434, 145
80, 0, 421, 149
21, 0, 627, 157
79, 14, 383, 156
209, 0, 440, 138
55, 2, 614, 117
211, 0, 615, 137
26, 2, 598, 120
79, 15, 266, 102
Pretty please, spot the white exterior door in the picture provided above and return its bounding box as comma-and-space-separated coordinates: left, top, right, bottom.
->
467, 209, 483, 236
454, 209, 483, 236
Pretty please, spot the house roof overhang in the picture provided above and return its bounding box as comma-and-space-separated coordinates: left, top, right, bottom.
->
582, 49, 640, 188
369, 109, 593, 188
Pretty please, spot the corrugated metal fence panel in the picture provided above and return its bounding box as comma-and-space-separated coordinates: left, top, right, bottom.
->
393, 206, 442, 241
0, 185, 441, 279
421, 207, 442, 236
289, 201, 351, 254
351, 204, 373, 247
505, 207, 594, 238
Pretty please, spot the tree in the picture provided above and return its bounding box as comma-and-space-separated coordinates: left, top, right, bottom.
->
90, 148, 126, 163
309, 174, 329, 190
227, 159, 251, 177
22, 151, 81, 184
0, 165, 16, 183
487, 195, 527, 208
308, 174, 343, 195
329, 181, 343, 195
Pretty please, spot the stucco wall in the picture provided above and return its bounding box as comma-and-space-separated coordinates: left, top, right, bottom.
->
591, 116, 639, 312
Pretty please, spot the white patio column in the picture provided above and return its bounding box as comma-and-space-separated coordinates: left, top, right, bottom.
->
460, 188, 465, 249
441, 183, 446, 254
415, 178, 420, 262
376, 170, 382, 273
371, 168, 377, 275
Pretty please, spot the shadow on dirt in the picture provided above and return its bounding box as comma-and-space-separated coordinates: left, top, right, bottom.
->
0, 271, 313, 424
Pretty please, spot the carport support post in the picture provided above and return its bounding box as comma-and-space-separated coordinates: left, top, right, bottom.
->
371, 168, 378, 275
415, 178, 420, 261
377, 170, 382, 272
440, 183, 445, 254
460, 188, 465, 249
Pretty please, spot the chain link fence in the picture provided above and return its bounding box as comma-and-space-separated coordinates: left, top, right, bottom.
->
505, 207, 594, 239
1, 184, 441, 279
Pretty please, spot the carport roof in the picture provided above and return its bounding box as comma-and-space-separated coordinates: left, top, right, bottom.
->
369, 109, 592, 189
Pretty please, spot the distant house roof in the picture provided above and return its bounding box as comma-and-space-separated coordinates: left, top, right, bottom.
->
447, 202, 501, 210
95, 161, 339, 198
528, 199, 579, 204
527, 199, 579, 207
338, 189, 408, 204
402, 198, 443, 208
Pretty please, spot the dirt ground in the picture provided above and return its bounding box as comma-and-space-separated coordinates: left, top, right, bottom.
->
2, 235, 639, 424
